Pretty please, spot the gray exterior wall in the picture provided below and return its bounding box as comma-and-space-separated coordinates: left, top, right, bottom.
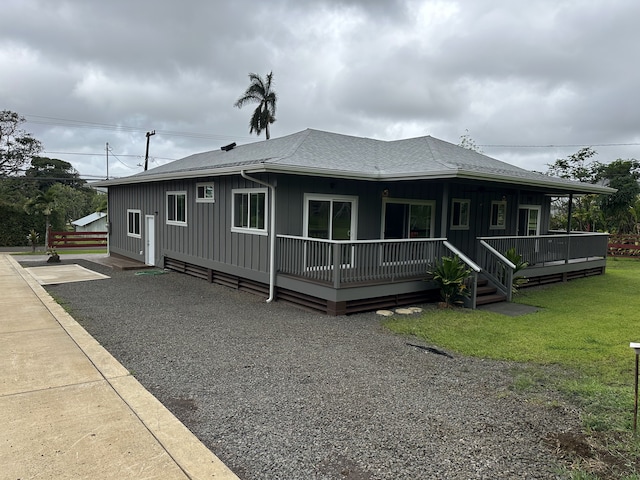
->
108, 176, 270, 279
108, 172, 552, 275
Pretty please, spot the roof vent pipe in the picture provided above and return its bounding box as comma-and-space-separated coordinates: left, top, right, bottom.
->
221, 142, 236, 151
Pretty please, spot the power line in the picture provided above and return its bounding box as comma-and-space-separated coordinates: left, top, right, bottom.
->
43, 150, 176, 161
106, 145, 138, 170
480, 142, 640, 148
24, 114, 252, 142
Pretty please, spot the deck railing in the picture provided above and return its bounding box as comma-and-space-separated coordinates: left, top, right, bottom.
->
477, 240, 515, 302
277, 235, 447, 287
443, 241, 481, 309
478, 232, 609, 267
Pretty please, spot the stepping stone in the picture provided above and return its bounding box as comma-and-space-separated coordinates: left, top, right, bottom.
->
376, 310, 395, 317
395, 308, 415, 315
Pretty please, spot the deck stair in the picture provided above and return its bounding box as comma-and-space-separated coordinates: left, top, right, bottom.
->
474, 276, 507, 306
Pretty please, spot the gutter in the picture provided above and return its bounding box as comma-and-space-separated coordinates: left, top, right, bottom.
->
96, 163, 615, 196
241, 170, 277, 303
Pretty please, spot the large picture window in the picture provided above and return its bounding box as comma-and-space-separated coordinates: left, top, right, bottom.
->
127, 209, 141, 238
166, 191, 187, 226
450, 199, 470, 230
382, 199, 435, 239
232, 188, 267, 234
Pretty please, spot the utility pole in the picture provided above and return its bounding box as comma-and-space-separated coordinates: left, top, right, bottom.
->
106, 142, 109, 180
144, 130, 156, 171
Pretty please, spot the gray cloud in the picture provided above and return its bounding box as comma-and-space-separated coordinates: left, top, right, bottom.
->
1, 0, 638, 179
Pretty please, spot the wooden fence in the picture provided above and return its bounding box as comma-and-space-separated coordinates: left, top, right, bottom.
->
48, 230, 108, 249
608, 234, 640, 257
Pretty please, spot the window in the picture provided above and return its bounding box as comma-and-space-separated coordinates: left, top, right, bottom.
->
450, 199, 470, 229
304, 194, 357, 241
382, 199, 435, 239
166, 191, 187, 226
127, 209, 141, 238
196, 183, 215, 203
232, 188, 267, 234
490, 201, 507, 229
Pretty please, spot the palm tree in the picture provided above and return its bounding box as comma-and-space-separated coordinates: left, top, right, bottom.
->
24, 189, 57, 248
234, 71, 277, 140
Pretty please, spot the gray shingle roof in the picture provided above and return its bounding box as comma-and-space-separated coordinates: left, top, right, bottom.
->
96, 129, 614, 194
71, 212, 107, 227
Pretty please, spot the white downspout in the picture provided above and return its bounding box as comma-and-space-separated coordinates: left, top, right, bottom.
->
240, 170, 276, 302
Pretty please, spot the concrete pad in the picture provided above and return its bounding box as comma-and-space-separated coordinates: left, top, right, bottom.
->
0, 381, 189, 480
25, 264, 110, 285
0, 328, 103, 396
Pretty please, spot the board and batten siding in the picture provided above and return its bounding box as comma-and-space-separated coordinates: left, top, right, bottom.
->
108, 172, 553, 280
108, 176, 270, 274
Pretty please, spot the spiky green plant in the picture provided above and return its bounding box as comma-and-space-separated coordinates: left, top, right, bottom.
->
428, 255, 472, 307
504, 247, 529, 293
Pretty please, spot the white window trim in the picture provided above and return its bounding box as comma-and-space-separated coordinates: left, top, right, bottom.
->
490, 200, 507, 230
127, 209, 141, 238
231, 187, 268, 236
166, 191, 187, 226
196, 182, 215, 203
303, 193, 358, 240
450, 198, 470, 230
380, 197, 436, 239
518, 204, 541, 236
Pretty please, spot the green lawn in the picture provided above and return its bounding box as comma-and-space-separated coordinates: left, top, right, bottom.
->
384, 258, 640, 477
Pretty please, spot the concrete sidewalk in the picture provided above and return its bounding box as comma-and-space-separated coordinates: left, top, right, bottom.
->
0, 254, 239, 479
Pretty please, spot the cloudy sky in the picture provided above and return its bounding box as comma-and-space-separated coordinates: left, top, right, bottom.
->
1, 0, 639, 180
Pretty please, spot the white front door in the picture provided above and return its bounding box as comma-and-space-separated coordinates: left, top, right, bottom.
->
145, 215, 155, 266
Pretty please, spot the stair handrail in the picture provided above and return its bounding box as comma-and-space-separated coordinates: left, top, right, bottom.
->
443, 241, 481, 309
479, 240, 515, 302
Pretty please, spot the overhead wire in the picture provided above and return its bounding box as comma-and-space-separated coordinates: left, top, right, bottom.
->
24, 114, 253, 142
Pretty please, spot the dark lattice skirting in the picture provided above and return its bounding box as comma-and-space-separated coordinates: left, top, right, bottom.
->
164, 257, 438, 315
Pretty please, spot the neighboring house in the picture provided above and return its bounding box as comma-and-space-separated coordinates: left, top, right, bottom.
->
96, 129, 614, 314
71, 212, 108, 232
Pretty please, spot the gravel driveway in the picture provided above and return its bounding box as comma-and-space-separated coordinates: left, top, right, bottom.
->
39, 259, 581, 479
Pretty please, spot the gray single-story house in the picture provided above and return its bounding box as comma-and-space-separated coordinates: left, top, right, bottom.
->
96, 129, 614, 314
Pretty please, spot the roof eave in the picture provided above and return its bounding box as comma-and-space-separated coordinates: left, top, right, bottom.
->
94, 163, 615, 195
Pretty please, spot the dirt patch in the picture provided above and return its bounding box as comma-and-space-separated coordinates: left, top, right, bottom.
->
547, 431, 639, 479
318, 455, 373, 479
155, 394, 198, 419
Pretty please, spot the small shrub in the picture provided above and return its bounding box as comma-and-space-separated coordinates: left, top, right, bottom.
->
428, 255, 472, 307
504, 247, 529, 293
27, 229, 40, 253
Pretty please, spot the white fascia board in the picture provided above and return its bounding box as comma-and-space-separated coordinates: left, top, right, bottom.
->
94, 165, 245, 186
95, 163, 616, 195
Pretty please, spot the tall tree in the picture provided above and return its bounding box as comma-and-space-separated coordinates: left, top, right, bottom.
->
0, 110, 42, 176
25, 156, 86, 191
234, 71, 277, 140
547, 147, 598, 183
458, 129, 483, 153
546, 148, 599, 231
595, 159, 640, 233
24, 188, 59, 247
